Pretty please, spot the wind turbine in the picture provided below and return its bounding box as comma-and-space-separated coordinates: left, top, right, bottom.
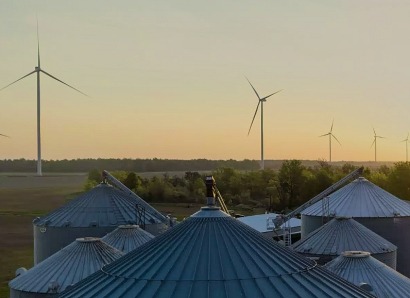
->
246, 77, 282, 170
401, 133, 409, 162
371, 128, 385, 162
0, 20, 88, 176
319, 120, 341, 162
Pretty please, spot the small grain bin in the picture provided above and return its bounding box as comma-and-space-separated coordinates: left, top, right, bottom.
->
9, 238, 123, 297
33, 182, 168, 264
60, 185, 373, 298
301, 177, 410, 277
102, 224, 155, 253
325, 251, 410, 298
292, 217, 397, 268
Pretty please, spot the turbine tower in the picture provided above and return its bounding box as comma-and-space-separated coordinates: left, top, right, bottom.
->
0, 20, 88, 176
402, 133, 409, 162
371, 128, 385, 162
319, 120, 341, 162
246, 77, 282, 170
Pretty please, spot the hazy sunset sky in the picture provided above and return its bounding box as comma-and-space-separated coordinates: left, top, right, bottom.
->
1, 1, 410, 162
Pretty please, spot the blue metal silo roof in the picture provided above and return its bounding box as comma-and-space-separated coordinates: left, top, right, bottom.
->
9, 238, 123, 295
102, 225, 155, 253
325, 251, 410, 298
60, 206, 373, 298
302, 177, 410, 217
33, 183, 166, 227
292, 217, 396, 255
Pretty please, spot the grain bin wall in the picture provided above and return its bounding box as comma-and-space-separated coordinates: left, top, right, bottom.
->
301, 177, 410, 277
33, 183, 168, 264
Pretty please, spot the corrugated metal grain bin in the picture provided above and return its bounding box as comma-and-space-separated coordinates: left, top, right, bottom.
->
301, 177, 410, 277
325, 251, 410, 298
33, 182, 168, 264
9, 238, 123, 297
292, 217, 397, 268
60, 203, 373, 298
101, 224, 155, 253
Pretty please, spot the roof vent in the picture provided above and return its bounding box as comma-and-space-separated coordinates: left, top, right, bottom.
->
89, 221, 98, 227
44, 219, 51, 226
205, 176, 216, 206
48, 280, 60, 293
393, 211, 401, 217
302, 245, 311, 252
63, 220, 71, 227
15, 267, 27, 277
358, 282, 373, 293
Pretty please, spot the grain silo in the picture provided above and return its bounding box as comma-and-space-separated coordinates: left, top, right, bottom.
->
325, 251, 410, 298
9, 238, 123, 297
101, 224, 155, 253
301, 177, 410, 277
292, 217, 397, 268
60, 178, 374, 298
33, 178, 169, 264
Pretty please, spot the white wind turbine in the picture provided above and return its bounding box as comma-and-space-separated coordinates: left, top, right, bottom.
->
401, 133, 409, 162
371, 128, 385, 162
319, 120, 341, 162
0, 21, 88, 176
246, 78, 282, 170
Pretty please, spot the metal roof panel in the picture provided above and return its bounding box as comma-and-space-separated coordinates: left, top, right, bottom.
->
102, 225, 155, 253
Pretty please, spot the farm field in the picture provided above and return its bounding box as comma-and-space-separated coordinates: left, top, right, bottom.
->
0, 173, 263, 296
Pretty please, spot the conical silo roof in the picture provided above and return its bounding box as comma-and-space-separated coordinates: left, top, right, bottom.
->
9, 238, 123, 295
292, 217, 396, 256
325, 251, 410, 298
302, 177, 410, 217
33, 182, 166, 228
61, 206, 373, 298
102, 225, 155, 253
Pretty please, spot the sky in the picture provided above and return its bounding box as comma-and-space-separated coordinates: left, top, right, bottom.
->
1, 1, 410, 162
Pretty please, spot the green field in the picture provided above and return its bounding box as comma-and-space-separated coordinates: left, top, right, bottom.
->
0, 173, 263, 296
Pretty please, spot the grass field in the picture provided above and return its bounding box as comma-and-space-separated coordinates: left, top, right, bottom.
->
0, 173, 264, 296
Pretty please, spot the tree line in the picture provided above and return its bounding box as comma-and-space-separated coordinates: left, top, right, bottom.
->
86, 161, 410, 213
0, 158, 259, 173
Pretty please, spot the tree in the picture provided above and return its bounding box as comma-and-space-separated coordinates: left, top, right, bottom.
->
277, 160, 306, 209
123, 172, 137, 190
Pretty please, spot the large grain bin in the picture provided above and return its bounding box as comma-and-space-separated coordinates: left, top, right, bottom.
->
325, 251, 410, 298
61, 203, 373, 297
301, 177, 410, 277
101, 224, 155, 253
9, 238, 123, 297
33, 182, 168, 264
292, 217, 397, 268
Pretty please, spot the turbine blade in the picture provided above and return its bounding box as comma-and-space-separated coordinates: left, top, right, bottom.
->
245, 77, 261, 100
0, 133, 10, 138
0, 70, 36, 92
40, 70, 89, 97
37, 15, 40, 67
261, 89, 283, 101
247, 101, 261, 135
332, 134, 342, 146
373, 127, 376, 136
330, 119, 334, 133
370, 138, 375, 148
319, 133, 330, 137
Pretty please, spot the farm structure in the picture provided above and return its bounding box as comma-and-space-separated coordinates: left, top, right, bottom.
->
301, 177, 410, 277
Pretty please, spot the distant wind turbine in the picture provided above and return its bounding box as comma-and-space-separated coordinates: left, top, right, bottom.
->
0, 19, 88, 176
319, 120, 341, 162
401, 133, 409, 162
371, 128, 385, 162
246, 77, 282, 170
